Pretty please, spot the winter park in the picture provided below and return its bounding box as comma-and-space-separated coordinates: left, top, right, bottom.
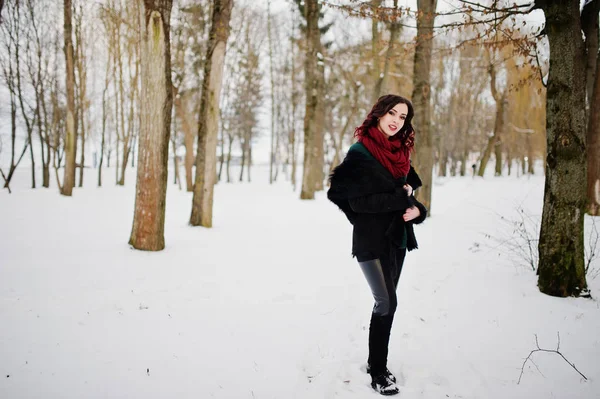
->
1, 0, 600, 398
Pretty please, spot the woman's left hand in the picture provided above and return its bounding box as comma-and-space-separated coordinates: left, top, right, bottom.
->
403, 206, 421, 222
403, 184, 413, 196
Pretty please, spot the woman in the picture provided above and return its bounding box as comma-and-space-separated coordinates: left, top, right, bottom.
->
327, 94, 427, 396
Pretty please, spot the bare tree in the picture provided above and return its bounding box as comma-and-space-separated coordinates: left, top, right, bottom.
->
0, 1, 31, 192
299, 0, 326, 199
411, 0, 437, 211
190, 0, 233, 227
25, 0, 53, 188
536, 0, 588, 297
129, 0, 174, 251
61, 0, 77, 196
74, 2, 88, 187
478, 48, 508, 177
12, 1, 38, 189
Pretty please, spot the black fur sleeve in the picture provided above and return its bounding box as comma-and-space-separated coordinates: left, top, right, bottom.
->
348, 188, 412, 213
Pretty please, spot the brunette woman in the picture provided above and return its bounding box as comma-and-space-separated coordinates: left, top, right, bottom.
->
327, 94, 427, 396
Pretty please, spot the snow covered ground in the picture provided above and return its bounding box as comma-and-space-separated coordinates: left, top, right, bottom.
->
1, 166, 599, 399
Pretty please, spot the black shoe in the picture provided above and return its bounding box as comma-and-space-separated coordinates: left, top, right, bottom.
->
366, 364, 396, 384
370, 373, 399, 396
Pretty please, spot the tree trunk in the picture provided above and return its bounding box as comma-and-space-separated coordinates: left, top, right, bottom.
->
75, 5, 87, 188
537, 0, 588, 297
583, 1, 600, 215
12, 4, 36, 189
190, 0, 233, 227
129, 0, 173, 251
587, 50, 600, 215
226, 133, 233, 183
268, 0, 276, 184
478, 134, 499, 177
290, 5, 298, 190
171, 117, 182, 190
375, 0, 400, 98
61, 0, 76, 196
239, 140, 246, 182
98, 79, 108, 187
582, 0, 599, 111
494, 134, 503, 176
247, 145, 252, 182
370, 0, 382, 103
300, 0, 325, 199
410, 0, 436, 211
173, 92, 196, 191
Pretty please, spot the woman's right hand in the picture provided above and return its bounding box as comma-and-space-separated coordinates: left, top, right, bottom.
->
403, 206, 420, 222
403, 184, 413, 196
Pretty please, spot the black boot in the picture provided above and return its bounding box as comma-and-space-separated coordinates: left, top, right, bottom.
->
366, 364, 396, 384
367, 314, 397, 394
370, 372, 399, 396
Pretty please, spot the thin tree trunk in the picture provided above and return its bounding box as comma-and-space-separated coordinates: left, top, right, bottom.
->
61, 0, 76, 196
226, 133, 233, 183
583, 1, 600, 215
13, 4, 37, 189
174, 93, 195, 191
582, 0, 599, 111
129, 0, 173, 251
375, 0, 400, 98
300, 0, 325, 199
411, 0, 436, 211
370, 0, 382, 103
27, 0, 49, 187
190, 0, 233, 227
75, 4, 87, 188
478, 134, 499, 177
98, 78, 108, 187
267, 0, 276, 184
239, 139, 246, 182
172, 116, 182, 189
537, 0, 588, 297
247, 145, 252, 182
290, 5, 298, 190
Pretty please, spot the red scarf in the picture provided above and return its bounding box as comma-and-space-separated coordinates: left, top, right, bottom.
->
359, 126, 410, 178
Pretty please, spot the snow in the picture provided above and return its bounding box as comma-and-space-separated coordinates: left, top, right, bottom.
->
1, 166, 599, 399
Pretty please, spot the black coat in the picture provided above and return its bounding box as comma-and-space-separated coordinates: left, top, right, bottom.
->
327, 144, 427, 258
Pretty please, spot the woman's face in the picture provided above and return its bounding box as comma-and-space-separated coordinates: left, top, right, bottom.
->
377, 103, 408, 138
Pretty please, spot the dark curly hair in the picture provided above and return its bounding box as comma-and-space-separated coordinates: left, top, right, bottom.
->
354, 94, 415, 149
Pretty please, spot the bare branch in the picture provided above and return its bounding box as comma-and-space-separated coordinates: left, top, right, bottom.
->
518, 333, 588, 384
457, 0, 534, 13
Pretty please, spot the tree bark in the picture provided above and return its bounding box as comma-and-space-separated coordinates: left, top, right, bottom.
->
410, 0, 436, 211
582, 0, 599, 110
375, 0, 400, 98
583, 0, 600, 215
129, 0, 173, 251
587, 49, 600, 215
61, 0, 77, 196
537, 0, 588, 297
75, 4, 87, 188
268, 0, 276, 184
300, 0, 326, 199
190, 0, 233, 227
370, 0, 382, 103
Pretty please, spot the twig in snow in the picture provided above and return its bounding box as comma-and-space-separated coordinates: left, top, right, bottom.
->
518, 332, 587, 384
